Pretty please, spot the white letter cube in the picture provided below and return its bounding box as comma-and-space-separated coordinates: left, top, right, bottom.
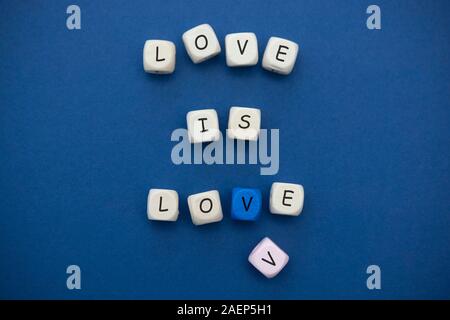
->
143, 40, 176, 74
187, 109, 220, 143
270, 182, 304, 216
188, 190, 223, 226
147, 189, 179, 221
225, 32, 258, 67
262, 37, 299, 75
227, 106, 261, 141
248, 237, 289, 278
182, 24, 221, 64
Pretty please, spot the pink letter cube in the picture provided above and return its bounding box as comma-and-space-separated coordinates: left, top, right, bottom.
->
248, 237, 289, 278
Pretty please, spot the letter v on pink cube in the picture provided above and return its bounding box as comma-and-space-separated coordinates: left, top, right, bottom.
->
248, 237, 289, 278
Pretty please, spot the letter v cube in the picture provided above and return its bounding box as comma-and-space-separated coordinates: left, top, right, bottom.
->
231, 188, 262, 221
225, 32, 258, 67
248, 237, 289, 278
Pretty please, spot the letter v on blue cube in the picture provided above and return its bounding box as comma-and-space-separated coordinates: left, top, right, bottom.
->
231, 188, 262, 221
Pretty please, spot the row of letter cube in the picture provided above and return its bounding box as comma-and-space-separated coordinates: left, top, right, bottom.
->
147, 183, 304, 225
187, 106, 260, 143
143, 24, 299, 75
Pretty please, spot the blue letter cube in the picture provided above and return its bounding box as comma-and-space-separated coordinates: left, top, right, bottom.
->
231, 188, 262, 221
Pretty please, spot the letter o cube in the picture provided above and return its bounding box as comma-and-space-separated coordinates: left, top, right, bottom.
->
182, 24, 221, 64
188, 190, 223, 226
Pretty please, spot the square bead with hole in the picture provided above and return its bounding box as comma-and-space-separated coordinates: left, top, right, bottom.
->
225, 32, 258, 67
188, 190, 223, 226
147, 189, 179, 221
143, 40, 176, 74
269, 182, 304, 216
262, 37, 299, 75
248, 237, 289, 278
231, 187, 262, 221
182, 24, 221, 64
187, 109, 220, 143
227, 106, 261, 141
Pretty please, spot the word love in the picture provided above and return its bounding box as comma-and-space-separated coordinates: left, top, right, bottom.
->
143, 23, 299, 75
147, 182, 304, 225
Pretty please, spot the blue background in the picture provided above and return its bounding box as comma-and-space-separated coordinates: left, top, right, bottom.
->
1, 0, 449, 299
